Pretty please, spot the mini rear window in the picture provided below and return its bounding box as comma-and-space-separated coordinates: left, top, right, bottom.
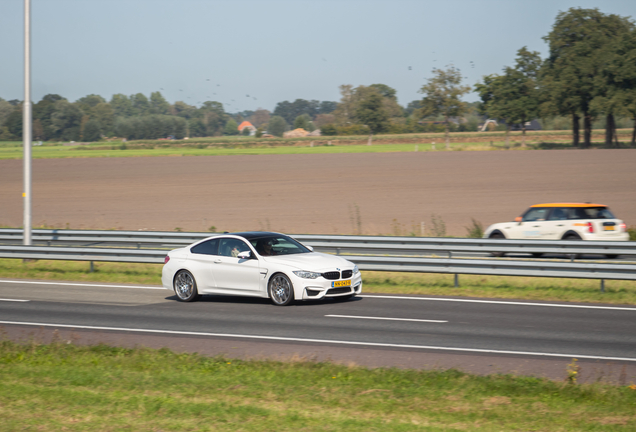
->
562, 207, 615, 220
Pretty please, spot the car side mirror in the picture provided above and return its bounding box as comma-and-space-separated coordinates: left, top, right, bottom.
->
515, 216, 522, 224
237, 251, 252, 259
306, 245, 314, 252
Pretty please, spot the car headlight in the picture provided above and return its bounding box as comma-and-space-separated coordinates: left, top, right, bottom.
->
293, 270, 322, 279
353, 265, 359, 274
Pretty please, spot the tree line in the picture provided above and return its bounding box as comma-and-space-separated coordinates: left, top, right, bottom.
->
1, 7, 634, 145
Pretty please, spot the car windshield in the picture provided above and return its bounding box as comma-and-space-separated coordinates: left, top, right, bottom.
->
249, 235, 311, 256
563, 207, 615, 220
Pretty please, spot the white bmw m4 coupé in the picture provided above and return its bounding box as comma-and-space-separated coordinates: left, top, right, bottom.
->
162, 232, 362, 306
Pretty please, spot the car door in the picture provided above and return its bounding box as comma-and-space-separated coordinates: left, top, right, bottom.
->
544, 207, 568, 239
212, 238, 261, 293
187, 239, 220, 292
516, 207, 551, 239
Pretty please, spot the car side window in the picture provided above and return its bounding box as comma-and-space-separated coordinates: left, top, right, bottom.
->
547, 208, 567, 221
219, 239, 251, 258
522, 208, 549, 222
190, 239, 220, 255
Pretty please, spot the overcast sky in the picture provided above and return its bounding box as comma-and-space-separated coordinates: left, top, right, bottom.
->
1, 0, 635, 113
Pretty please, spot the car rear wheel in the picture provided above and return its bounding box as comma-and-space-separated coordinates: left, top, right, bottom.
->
269, 274, 294, 306
489, 233, 505, 257
174, 270, 199, 302
564, 234, 581, 259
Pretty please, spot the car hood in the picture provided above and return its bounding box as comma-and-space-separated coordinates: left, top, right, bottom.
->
261, 252, 353, 271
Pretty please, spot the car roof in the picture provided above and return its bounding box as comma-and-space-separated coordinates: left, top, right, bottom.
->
530, 203, 607, 208
223, 231, 283, 240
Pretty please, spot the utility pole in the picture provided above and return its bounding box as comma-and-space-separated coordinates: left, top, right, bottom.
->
23, 0, 32, 245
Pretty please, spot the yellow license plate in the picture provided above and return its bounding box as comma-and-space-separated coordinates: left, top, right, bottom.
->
604, 226, 615, 231
332, 280, 351, 288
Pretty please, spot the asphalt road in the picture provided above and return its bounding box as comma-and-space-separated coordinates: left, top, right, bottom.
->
1, 279, 636, 383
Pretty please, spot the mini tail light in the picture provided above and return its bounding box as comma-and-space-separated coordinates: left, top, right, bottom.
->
164, 256, 170, 264
587, 222, 594, 233
620, 223, 627, 231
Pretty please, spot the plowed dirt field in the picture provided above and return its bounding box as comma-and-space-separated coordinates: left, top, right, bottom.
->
1, 149, 634, 236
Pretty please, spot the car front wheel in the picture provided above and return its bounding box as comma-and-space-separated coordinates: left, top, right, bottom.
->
489, 233, 505, 257
174, 270, 199, 302
268, 273, 294, 306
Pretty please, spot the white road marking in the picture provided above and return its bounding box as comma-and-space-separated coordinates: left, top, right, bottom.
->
1, 320, 634, 362
0, 280, 165, 290
359, 295, 636, 311
326, 314, 447, 323
0, 299, 29, 302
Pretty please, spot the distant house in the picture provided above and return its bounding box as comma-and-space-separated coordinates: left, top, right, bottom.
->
238, 121, 257, 136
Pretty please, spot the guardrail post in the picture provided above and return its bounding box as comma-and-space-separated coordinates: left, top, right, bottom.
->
454, 274, 459, 288
600, 279, 605, 293
336, 248, 341, 256
90, 261, 94, 273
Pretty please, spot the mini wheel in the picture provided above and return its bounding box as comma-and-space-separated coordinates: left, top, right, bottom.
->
174, 270, 200, 302
489, 233, 506, 257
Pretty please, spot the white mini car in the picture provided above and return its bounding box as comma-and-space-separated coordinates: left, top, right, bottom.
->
162, 231, 362, 305
483, 203, 629, 257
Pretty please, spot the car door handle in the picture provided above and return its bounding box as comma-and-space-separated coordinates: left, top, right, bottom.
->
213, 259, 222, 263
556, 224, 564, 227
533, 225, 540, 228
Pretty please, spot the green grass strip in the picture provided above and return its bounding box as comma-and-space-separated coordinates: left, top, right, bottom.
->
0, 340, 635, 431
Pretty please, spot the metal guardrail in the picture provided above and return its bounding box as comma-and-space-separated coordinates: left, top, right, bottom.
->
1, 229, 636, 257
1, 246, 636, 284
0, 246, 166, 264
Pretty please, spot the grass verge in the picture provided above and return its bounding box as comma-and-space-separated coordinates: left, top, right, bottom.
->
0, 340, 635, 431
1, 259, 635, 305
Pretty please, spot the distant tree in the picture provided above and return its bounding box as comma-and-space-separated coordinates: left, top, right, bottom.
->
320, 123, 338, 136
248, 109, 270, 127
33, 94, 65, 140
51, 99, 84, 141
293, 114, 313, 130
541, 7, 634, 148
224, 119, 239, 136
419, 66, 471, 148
76, 94, 106, 115
590, 25, 636, 147
110, 94, 133, 118
354, 88, 390, 145
4, 107, 23, 139
0, 99, 14, 128
475, 47, 542, 147
318, 101, 338, 114
267, 115, 288, 137
404, 100, 422, 116
171, 101, 197, 119
369, 83, 397, 100
92, 103, 114, 136
314, 113, 335, 129
273, 99, 320, 124
130, 93, 150, 116
149, 91, 170, 115
82, 119, 102, 142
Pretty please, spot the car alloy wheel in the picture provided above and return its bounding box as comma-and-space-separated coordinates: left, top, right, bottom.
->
174, 270, 199, 302
269, 273, 294, 306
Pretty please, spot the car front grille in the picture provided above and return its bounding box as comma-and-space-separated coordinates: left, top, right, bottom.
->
327, 287, 352, 295
341, 270, 353, 279
322, 271, 340, 280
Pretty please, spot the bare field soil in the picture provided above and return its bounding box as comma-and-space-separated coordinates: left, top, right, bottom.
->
1, 149, 635, 236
